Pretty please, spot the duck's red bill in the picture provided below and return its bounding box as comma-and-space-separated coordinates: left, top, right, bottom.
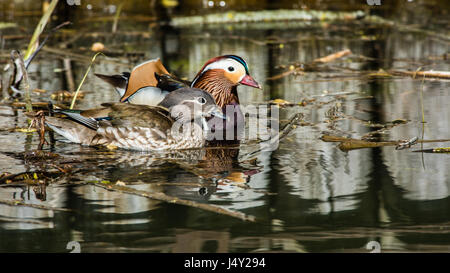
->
240, 75, 261, 89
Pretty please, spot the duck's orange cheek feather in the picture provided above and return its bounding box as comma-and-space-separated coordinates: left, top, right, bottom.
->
224, 70, 245, 84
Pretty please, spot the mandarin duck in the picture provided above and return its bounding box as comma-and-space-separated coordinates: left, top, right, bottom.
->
95, 55, 261, 141
95, 55, 261, 108
45, 88, 225, 151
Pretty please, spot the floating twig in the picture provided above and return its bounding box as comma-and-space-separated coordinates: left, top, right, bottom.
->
10, 101, 64, 109
312, 49, 352, 64
278, 113, 304, 141
321, 135, 450, 151
266, 67, 303, 81
267, 49, 352, 81
93, 182, 256, 222
413, 147, 450, 153
395, 137, 418, 150
391, 70, 450, 79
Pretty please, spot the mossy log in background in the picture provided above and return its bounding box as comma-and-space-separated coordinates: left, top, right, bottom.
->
171, 9, 366, 27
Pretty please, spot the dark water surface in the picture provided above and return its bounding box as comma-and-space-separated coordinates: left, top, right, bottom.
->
0, 1, 449, 252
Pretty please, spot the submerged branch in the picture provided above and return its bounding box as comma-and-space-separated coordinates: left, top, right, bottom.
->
93, 183, 256, 222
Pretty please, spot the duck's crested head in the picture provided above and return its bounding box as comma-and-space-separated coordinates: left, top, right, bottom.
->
159, 87, 225, 122
191, 55, 261, 89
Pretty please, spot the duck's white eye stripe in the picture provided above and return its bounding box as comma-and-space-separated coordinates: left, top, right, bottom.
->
202, 59, 242, 73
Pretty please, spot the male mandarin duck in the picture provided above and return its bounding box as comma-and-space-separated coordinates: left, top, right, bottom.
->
95, 55, 261, 108
45, 88, 225, 151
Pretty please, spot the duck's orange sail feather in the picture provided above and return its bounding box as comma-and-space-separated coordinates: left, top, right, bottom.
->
120, 58, 170, 102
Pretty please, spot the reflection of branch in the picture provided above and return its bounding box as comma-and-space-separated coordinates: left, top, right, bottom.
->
42, 47, 128, 66
11, 50, 32, 113
0, 199, 71, 212
0, 216, 49, 225
25, 110, 48, 150
112, 2, 124, 33
93, 183, 256, 222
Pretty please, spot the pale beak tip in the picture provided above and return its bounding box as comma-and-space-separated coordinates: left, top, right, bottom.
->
211, 109, 226, 120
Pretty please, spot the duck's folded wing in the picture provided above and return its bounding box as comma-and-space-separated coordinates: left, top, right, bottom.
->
89, 103, 176, 150
100, 103, 174, 130
54, 108, 111, 130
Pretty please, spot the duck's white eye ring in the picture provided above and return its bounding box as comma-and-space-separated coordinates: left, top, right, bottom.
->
196, 97, 207, 105
228, 66, 235, 72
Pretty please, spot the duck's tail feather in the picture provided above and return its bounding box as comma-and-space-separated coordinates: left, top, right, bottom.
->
95, 73, 129, 97
46, 117, 97, 145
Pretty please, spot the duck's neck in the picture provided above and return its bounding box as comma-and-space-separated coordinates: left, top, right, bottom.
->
192, 70, 239, 108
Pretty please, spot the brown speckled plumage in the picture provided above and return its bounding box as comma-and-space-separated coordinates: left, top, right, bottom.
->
46, 105, 206, 151
46, 89, 224, 151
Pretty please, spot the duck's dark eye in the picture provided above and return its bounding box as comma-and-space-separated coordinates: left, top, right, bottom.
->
196, 97, 207, 105
228, 66, 235, 72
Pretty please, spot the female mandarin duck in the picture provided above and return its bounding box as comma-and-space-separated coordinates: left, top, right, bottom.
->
95, 55, 261, 108
45, 88, 225, 151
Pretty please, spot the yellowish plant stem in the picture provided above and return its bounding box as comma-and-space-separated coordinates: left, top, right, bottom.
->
70, 52, 104, 109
